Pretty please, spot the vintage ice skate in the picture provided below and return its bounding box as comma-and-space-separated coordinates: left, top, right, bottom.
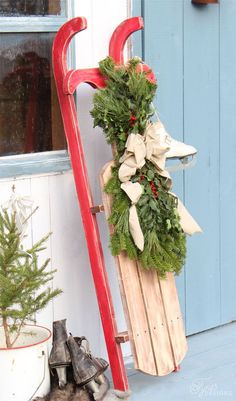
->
67, 335, 109, 400
49, 319, 71, 388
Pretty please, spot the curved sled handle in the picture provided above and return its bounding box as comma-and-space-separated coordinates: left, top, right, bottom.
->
53, 17, 106, 94
109, 16, 144, 64
53, 16, 145, 94
63, 68, 106, 94
52, 17, 87, 77
109, 17, 156, 86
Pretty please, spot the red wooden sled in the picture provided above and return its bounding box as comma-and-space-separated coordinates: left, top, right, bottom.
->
52, 16, 187, 391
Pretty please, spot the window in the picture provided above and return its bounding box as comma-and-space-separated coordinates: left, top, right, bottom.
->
0, 0, 71, 177
0, 1, 65, 16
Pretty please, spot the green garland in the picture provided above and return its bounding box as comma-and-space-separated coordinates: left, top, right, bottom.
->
91, 57, 186, 277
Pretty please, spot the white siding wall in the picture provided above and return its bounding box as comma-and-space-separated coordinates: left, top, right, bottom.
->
0, 0, 131, 358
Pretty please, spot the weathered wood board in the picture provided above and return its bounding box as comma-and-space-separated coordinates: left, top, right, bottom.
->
100, 161, 187, 375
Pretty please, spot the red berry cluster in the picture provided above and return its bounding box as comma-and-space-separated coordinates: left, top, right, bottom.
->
138, 174, 145, 183
138, 175, 159, 199
150, 181, 158, 198
129, 114, 137, 126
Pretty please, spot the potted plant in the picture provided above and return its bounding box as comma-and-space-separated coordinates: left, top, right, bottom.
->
0, 207, 62, 401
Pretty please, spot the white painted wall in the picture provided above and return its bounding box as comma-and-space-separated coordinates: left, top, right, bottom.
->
0, 0, 131, 359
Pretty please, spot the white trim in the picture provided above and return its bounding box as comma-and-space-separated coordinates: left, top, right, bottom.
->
0, 167, 72, 183
0, 151, 71, 179
127, 0, 132, 59
0, 150, 68, 164
0, 16, 67, 32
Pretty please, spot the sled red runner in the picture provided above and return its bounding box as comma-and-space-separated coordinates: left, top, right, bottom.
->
52, 16, 187, 391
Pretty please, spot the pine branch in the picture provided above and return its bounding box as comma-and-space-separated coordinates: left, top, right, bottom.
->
91, 56, 186, 276
0, 209, 62, 348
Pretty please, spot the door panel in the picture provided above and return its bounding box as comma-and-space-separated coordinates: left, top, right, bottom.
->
133, 0, 236, 335
183, 1, 220, 334
220, 1, 236, 323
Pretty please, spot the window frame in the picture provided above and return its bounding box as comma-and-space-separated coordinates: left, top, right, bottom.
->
0, 0, 73, 178
0, 16, 67, 32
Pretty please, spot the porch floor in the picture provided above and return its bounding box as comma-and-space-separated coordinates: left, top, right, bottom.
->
125, 322, 236, 401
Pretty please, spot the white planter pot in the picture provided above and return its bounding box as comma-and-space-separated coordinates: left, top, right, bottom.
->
0, 324, 51, 401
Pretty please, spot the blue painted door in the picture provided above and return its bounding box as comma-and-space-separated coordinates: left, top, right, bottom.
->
133, 0, 236, 335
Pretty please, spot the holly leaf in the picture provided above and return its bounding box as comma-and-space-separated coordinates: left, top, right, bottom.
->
138, 195, 149, 206
146, 186, 153, 196
166, 219, 171, 230
149, 199, 158, 211
118, 132, 127, 141
147, 169, 155, 181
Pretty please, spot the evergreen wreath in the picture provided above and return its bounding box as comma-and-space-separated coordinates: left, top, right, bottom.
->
91, 57, 186, 277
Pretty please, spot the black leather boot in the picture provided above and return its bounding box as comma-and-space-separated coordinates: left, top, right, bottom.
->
49, 319, 71, 388
67, 335, 101, 386
67, 335, 109, 399
74, 337, 109, 376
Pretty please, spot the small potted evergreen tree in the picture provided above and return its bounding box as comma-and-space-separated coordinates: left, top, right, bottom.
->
0, 207, 62, 401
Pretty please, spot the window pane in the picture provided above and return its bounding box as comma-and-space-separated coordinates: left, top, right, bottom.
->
0, 33, 66, 156
0, 1, 64, 16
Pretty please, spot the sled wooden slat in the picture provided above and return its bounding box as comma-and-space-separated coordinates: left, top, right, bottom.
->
159, 273, 188, 364
118, 254, 157, 375
100, 162, 187, 375
137, 266, 176, 375
100, 163, 157, 375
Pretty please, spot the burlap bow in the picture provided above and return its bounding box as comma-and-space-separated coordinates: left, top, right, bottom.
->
118, 133, 146, 182
145, 122, 171, 177
118, 122, 171, 183
118, 122, 202, 250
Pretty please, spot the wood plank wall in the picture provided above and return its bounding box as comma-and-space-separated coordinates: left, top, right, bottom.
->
0, 0, 130, 359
